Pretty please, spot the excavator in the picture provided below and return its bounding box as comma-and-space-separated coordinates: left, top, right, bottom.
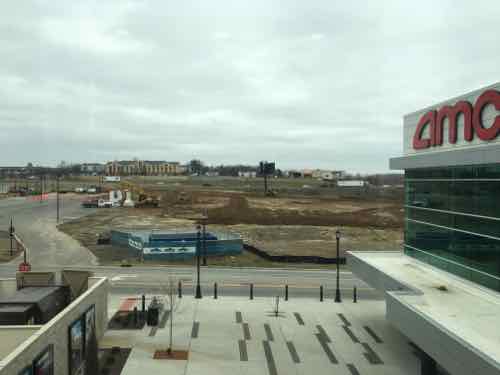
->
120, 180, 160, 208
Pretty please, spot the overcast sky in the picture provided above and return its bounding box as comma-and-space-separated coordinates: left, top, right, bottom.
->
1, 1, 499, 173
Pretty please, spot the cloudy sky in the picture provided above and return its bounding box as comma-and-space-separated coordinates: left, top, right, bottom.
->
1, 1, 499, 172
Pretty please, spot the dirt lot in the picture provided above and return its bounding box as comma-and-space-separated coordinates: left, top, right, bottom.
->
59, 187, 403, 268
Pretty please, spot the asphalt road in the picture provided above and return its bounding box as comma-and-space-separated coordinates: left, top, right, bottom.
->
0, 195, 380, 299
0, 193, 98, 266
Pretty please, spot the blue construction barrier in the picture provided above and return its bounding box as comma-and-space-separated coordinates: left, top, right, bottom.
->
110, 229, 243, 260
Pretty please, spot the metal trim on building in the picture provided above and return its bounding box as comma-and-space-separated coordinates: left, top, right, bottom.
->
390, 143, 500, 170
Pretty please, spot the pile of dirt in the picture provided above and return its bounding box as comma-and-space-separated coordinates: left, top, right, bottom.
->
207, 196, 403, 229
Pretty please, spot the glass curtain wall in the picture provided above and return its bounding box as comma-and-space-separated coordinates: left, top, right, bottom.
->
404, 164, 500, 291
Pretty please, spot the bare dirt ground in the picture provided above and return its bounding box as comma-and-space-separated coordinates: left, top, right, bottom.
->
59, 188, 404, 267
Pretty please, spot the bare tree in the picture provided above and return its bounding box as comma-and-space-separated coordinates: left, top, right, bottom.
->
164, 277, 179, 354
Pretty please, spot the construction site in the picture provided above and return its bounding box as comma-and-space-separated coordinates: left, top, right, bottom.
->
57, 176, 404, 268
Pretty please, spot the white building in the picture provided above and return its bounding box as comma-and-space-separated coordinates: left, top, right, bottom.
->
349, 82, 500, 375
0, 271, 108, 374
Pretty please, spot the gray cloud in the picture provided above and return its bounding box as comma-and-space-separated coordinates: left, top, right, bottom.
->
1, 0, 500, 172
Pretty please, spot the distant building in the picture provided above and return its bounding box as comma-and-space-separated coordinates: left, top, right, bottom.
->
105, 160, 182, 176
238, 171, 257, 178
80, 163, 105, 175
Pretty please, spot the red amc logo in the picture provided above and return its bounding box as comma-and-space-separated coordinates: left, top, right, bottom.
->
413, 89, 500, 149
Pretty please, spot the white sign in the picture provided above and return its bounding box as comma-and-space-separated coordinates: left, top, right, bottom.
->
143, 246, 196, 255
128, 238, 143, 250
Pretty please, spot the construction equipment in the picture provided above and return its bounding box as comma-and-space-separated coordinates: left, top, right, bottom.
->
120, 181, 159, 208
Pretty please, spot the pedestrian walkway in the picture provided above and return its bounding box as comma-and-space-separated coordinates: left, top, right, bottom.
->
101, 294, 419, 375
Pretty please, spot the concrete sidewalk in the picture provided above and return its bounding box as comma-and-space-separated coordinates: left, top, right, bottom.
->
102, 295, 419, 375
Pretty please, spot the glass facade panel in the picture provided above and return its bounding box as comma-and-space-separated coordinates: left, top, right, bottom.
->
405, 180, 500, 218
404, 164, 500, 292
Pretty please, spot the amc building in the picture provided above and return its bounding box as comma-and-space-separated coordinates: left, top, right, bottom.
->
349, 83, 500, 375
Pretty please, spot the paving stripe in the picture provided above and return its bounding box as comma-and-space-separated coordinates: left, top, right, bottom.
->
191, 321, 200, 338
262, 341, 278, 375
342, 325, 360, 343
364, 326, 383, 343
264, 324, 274, 341
316, 324, 331, 343
347, 364, 361, 375
158, 310, 170, 329
337, 313, 351, 326
362, 342, 384, 364
286, 341, 300, 364
148, 326, 158, 337
236, 311, 243, 323
293, 312, 305, 325
315, 333, 338, 364
238, 340, 248, 361
243, 323, 251, 340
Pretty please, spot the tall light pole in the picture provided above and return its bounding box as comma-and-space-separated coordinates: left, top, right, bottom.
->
9, 218, 14, 257
195, 225, 202, 299
201, 209, 208, 266
334, 229, 342, 303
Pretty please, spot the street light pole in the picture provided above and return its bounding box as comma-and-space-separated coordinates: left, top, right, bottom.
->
202, 211, 208, 266
195, 226, 202, 299
9, 218, 14, 257
334, 229, 342, 303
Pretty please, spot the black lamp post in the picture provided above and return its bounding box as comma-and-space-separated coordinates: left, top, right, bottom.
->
201, 211, 208, 266
9, 218, 14, 257
195, 225, 202, 299
334, 229, 342, 303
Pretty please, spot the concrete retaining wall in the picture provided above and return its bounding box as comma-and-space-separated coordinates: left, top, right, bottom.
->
0, 277, 108, 374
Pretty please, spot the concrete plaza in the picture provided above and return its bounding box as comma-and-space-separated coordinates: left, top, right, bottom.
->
102, 293, 420, 375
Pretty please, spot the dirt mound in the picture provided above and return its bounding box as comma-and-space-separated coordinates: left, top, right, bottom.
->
207, 196, 403, 229
227, 196, 250, 210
